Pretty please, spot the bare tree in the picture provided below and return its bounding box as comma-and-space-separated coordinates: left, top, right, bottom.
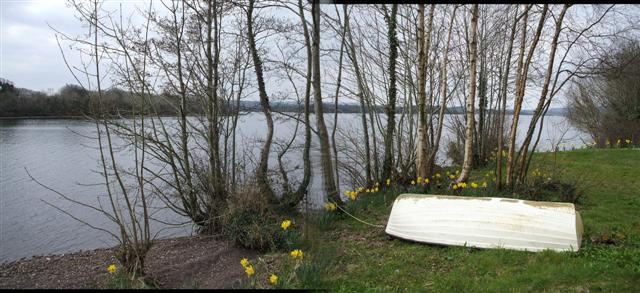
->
457, 4, 479, 183
246, 0, 277, 203
381, 4, 398, 182
416, 4, 435, 179
312, 2, 340, 204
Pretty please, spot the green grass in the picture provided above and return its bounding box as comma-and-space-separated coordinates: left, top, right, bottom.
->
316, 149, 640, 292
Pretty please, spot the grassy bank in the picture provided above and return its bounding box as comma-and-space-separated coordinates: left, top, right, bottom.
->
298, 149, 640, 291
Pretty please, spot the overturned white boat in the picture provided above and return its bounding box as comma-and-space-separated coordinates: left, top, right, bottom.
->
385, 194, 583, 252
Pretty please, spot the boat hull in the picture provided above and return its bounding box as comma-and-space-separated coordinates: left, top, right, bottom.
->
385, 194, 583, 252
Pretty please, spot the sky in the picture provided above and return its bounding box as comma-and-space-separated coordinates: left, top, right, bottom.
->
1, 2, 637, 109
0, 0, 144, 93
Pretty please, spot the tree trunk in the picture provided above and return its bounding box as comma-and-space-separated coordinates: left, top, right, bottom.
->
505, 4, 547, 188
206, 0, 224, 204
457, 4, 479, 183
247, 0, 276, 202
382, 4, 398, 182
496, 6, 519, 190
427, 5, 458, 176
416, 4, 435, 179
344, 4, 372, 185
515, 4, 569, 185
312, 2, 340, 204
285, 0, 313, 208
331, 5, 348, 191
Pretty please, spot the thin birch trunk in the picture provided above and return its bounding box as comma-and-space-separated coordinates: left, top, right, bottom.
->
416, 4, 435, 179
457, 4, 479, 183
505, 4, 547, 188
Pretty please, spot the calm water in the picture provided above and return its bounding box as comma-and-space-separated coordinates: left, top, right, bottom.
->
0, 113, 588, 263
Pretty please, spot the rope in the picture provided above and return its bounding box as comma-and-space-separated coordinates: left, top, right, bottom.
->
329, 200, 386, 229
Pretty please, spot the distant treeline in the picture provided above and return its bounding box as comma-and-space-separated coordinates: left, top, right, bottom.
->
0, 81, 180, 117
0, 80, 565, 117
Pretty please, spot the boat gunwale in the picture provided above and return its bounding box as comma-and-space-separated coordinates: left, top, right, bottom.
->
394, 193, 577, 210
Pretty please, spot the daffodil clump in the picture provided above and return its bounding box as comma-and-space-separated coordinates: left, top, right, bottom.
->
245, 265, 255, 277
107, 264, 117, 274
290, 249, 304, 260
324, 202, 337, 212
599, 137, 635, 149
240, 257, 255, 278
241, 257, 250, 268
281, 219, 292, 230
483, 171, 498, 183
345, 182, 384, 202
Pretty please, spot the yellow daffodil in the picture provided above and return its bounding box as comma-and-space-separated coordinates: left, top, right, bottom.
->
344, 190, 350, 196
482, 182, 488, 188
240, 258, 250, 268
424, 178, 429, 184
290, 249, 304, 259
358, 187, 363, 192
324, 202, 337, 211
376, 182, 379, 187
245, 265, 255, 277
452, 184, 459, 190
455, 170, 460, 175
625, 139, 631, 144
350, 191, 357, 200
449, 174, 455, 179
270, 274, 278, 285
417, 176, 422, 183
446, 171, 450, 175
375, 187, 379, 192
366, 189, 370, 193
281, 219, 292, 230
411, 180, 415, 185
386, 178, 391, 186
435, 173, 441, 178
471, 182, 478, 189
457, 182, 467, 189
107, 264, 117, 274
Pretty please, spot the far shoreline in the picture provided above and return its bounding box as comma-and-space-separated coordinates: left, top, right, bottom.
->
0, 111, 568, 120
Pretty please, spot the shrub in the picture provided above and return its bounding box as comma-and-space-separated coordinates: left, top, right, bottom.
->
566, 41, 640, 146
221, 185, 297, 252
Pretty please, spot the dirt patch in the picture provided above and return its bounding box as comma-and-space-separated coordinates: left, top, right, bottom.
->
0, 235, 256, 289
145, 235, 256, 289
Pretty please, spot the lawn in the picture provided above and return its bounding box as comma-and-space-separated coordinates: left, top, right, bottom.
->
315, 149, 640, 292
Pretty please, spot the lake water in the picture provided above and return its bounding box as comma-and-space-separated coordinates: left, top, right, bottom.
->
0, 113, 589, 263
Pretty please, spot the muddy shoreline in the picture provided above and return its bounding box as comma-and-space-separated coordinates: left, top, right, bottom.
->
0, 235, 256, 289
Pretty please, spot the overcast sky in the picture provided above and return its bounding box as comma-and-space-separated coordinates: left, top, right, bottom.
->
1, 2, 637, 109
1, 0, 144, 93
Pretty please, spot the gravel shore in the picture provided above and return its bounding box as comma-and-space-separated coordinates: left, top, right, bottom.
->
0, 235, 256, 289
